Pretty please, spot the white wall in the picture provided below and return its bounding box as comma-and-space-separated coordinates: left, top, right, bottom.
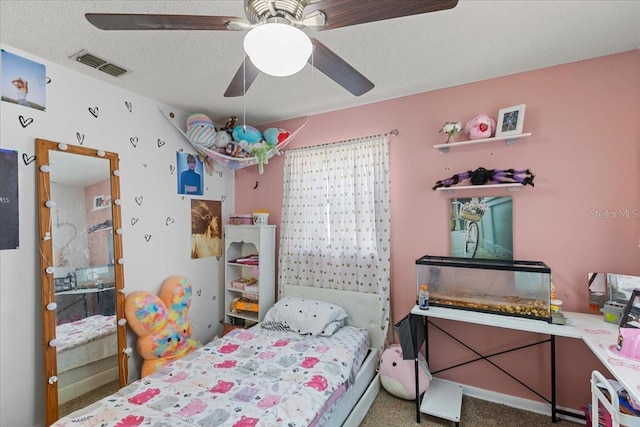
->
0, 45, 235, 427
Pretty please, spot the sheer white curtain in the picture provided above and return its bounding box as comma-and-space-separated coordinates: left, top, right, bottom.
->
279, 135, 391, 350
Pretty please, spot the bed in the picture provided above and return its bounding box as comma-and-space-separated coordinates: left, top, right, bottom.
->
56, 314, 119, 404
52, 285, 381, 426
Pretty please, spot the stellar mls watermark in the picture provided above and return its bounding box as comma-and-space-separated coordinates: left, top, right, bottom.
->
589, 209, 638, 219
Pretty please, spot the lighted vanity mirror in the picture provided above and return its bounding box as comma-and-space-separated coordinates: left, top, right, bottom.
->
36, 139, 127, 425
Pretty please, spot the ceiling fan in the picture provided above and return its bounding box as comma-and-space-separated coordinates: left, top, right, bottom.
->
85, 0, 458, 98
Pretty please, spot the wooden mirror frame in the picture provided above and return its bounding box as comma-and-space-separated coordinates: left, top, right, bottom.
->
36, 139, 127, 425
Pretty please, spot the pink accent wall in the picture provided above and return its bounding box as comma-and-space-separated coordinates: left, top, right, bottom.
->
235, 51, 640, 409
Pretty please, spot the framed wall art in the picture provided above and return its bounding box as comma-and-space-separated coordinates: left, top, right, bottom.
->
496, 104, 526, 137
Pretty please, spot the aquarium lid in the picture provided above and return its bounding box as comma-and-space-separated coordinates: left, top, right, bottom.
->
415, 255, 551, 273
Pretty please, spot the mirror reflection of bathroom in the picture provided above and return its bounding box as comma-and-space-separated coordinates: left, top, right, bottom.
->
589, 272, 640, 312
49, 149, 118, 412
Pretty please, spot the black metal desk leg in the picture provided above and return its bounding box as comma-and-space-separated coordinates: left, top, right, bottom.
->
551, 335, 557, 423
412, 314, 420, 423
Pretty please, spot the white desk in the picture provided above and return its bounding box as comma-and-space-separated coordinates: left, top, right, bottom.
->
410, 306, 640, 424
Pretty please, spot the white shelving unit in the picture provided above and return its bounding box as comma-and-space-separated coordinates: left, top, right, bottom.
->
223, 225, 276, 331
434, 132, 532, 153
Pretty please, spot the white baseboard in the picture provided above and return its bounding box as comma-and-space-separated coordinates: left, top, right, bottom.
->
439, 379, 586, 425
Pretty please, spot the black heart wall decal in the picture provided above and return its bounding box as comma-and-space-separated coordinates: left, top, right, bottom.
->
19, 115, 33, 128
131, 217, 139, 225
22, 153, 36, 165
144, 234, 151, 242
169, 165, 175, 175
76, 132, 85, 145
135, 196, 143, 206
88, 107, 99, 118
157, 139, 166, 148
130, 137, 138, 148
125, 101, 132, 112
166, 217, 174, 226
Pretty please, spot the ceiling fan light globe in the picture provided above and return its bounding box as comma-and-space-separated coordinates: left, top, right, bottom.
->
243, 23, 312, 77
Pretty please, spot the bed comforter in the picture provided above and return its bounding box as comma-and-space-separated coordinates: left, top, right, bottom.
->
52, 325, 370, 427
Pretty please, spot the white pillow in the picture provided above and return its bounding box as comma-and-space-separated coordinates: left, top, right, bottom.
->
261, 297, 348, 336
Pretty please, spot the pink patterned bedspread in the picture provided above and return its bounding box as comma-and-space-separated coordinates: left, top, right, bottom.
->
56, 315, 117, 353
52, 325, 369, 427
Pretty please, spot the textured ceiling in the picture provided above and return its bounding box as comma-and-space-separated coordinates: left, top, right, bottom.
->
1, 1, 639, 125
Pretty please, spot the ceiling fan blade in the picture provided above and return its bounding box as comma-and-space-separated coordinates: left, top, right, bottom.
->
224, 57, 261, 97
304, 0, 458, 30
309, 38, 374, 96
85, 13, 247, 31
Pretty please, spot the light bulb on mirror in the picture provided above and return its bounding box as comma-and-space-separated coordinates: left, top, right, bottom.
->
46, 302, 57, 311
116, 228, 124, 235
97, 150, 105, 157
49, 338, 59, 348
118, 318, 127, 326
39, 165, 50, 173
117, 258, 125, 265
114, 199, 122, 206
48, 376, 58, 385
123, 347, 133, 356
113, 170, 121, 176
45, 200, 56, 208
58, 143, 68, 151
45, 266, 54, 274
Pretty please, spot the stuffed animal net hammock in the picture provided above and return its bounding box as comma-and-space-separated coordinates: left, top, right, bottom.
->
160, 108, 308, 174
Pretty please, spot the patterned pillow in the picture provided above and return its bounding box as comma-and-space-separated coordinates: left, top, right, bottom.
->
261, 297, 348, 336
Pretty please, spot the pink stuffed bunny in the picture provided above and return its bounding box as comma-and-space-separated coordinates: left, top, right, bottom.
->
464, 115, 496, 140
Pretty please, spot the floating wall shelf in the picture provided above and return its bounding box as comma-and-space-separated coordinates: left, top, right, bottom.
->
434, 133, 532, 153
436, 183, 524, 193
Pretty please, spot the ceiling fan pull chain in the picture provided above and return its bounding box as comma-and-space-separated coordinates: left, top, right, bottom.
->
242, 57, 247, 130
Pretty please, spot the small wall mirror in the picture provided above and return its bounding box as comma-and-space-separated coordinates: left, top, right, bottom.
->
588, 272, 640, 310
36, 139, 127, 425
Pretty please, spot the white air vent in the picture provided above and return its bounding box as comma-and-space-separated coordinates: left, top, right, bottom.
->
70, 50, 128, 77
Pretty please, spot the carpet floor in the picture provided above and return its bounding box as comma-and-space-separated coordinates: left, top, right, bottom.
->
360, 388, 583, 426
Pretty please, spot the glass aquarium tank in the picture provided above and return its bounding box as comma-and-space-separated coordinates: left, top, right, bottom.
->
416, 255, 552, 322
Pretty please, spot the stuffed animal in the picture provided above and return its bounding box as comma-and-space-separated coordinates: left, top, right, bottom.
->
213, 130, 232, 148
186, 113, 217, 147
221, 116, 238, 134
464, 114, 496, 140
379, 344, 431, 400
125, 276, 202, 377
232, 125, 263, 145
263, 128, 291, 145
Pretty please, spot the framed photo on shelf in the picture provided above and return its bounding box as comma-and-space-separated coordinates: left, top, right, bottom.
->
496, 104, 526, 137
